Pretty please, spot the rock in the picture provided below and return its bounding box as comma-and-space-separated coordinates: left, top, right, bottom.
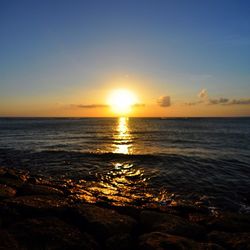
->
0, 184, 16, 198
208, 213, 250, 232
18, 183, 64, 196
140, 210, 206, 240
188, 213, 214, 226
0, 167, 7, 176
139, 232, 224, 250
105, 233, 134, 250
171, 203, 210, 216
0, 230, 20, 250
72, 204, 137, 240
0, 169, 28, 188
208, 231, 250, 249
138, 232, 217, 250
198, 243, 225, 250
5, 195, 69, 215
9, 217, 99, 250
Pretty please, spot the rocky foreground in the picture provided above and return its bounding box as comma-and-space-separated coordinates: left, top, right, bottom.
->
0, 166, 249, 250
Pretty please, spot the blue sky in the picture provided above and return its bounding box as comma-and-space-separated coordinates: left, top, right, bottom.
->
0, 0, 250, 116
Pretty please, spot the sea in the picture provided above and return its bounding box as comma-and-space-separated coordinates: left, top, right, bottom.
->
0, 117, 249, 213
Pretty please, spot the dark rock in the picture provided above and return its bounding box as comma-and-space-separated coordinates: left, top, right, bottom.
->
0, 168, 28, 188
72, 204, 137, 240
139, 232, 225, 250
208, 231, 250, 249
9, 217, 99, 250
18, 183, 64, 196
105, 233, 134, 250
198, 243, 225, 250
171, 203, 210, 216
0, 177, 25, 189
0, 167, 7, 176
0, 184, 16, 198
188, 213, 214, 226
5, 195, 69, 215
0, 230, 20, 250
208, 213, 250, 232
138, 232, 217, 250
140, 210, 206, 240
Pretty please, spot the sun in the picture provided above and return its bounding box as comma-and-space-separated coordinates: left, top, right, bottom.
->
107, 89, 138, 115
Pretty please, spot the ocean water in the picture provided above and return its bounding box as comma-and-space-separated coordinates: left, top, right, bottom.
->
0, 117, 250, 212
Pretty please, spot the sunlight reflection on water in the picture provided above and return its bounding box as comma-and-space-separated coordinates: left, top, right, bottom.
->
113, 117, 132, 154
68, 117, 170, 206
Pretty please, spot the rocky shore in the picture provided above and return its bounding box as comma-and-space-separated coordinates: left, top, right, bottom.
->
0, 166, 249, 250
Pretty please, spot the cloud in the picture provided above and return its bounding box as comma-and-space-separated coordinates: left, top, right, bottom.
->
185, 88, 250, 106
74, 104, 109, 108
185, 100, 203, 106
227, 99, 250, 105
132, 103, 145, 108
208, 98, 229, 105
157, 96, 171, 107
198, 89, 208, 99
71, 103, 146, 109
208, 98, 250, 105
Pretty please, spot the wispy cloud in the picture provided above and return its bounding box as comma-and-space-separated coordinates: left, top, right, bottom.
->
185, 100, 203, 106
208, 98, 229, 105
198, 89, 208, 99
185, 89, 250, 106
71, 103, 145, 109
209, 98, 250, 105
73, 104, 109, 108
132, 103, 145, 108
157, 96, 171, 107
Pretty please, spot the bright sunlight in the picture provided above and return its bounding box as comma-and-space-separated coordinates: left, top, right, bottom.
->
107, 89, 138, 115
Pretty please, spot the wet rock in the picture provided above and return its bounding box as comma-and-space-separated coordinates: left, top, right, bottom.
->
105, 233, 134, 250
18, 183, 64, 196
188, 213, 214, 226
0, 169, 28, 188
6, 195, 69, 215
0, 201, 21, 227
138, 232, 221, 250
171, 203, 210, 216
208, 213, 250, 232
0, 230, 20, 250
139, 232, 225, 250
199, 243, 225, 250
0, 167, 7, 176
72, 204, 137, 240
0, 184, 16, 198
208, 231, 250, 249
9, 217, 99, 250
140, 210, 206, 239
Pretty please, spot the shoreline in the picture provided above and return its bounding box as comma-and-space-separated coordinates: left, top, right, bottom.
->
0, 166, 249, 249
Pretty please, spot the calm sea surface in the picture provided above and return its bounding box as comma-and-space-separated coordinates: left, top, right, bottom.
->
0, 117, 250, 212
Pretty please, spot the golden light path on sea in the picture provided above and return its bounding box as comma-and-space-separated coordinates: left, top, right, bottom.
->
67, 117, 169, 206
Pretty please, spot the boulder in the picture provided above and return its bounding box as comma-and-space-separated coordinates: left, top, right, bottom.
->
5, 195, 69, 215
139, 232, 194, 250
139, 232, 224, 250
9, 217, 99, 250
0, 168, 28, 188
105, 233, 134, 250
18, 183, 64, 196
208, 231, 250, 249
0, 230, 20, 250
208, 213, 250, 232
72, 204, 137, 240
0, 184, 16, 198
140, 210, 206, 239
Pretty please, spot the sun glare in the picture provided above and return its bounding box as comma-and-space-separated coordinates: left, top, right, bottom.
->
108, 89, 138, 115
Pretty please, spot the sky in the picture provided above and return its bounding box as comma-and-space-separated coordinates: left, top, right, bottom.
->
0, 0, 250, 117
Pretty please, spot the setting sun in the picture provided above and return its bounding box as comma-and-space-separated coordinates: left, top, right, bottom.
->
107, 89, 138, 115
